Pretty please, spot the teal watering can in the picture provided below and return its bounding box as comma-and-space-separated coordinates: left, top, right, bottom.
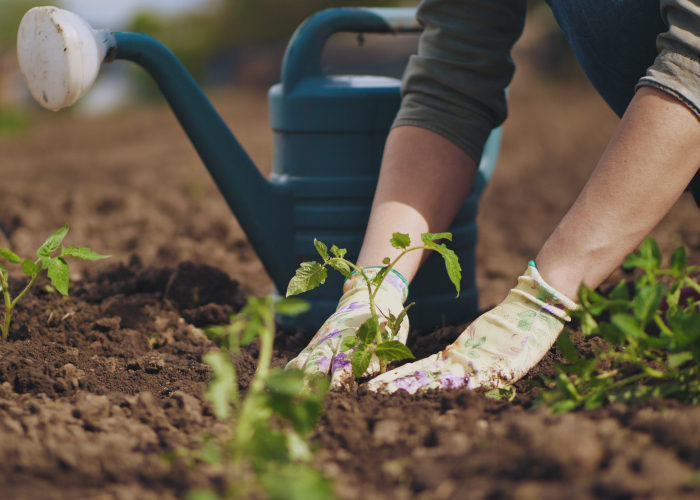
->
17, 6, 500, 330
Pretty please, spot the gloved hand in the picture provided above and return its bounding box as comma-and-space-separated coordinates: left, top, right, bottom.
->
365, 261, 577, 393
285, 267, 409, 390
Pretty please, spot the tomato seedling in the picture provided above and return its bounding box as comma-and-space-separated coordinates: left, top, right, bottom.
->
286, 232, 461, 378
540, 237, 700, 412
197, 296, 333, 500
0, 224, 109, 340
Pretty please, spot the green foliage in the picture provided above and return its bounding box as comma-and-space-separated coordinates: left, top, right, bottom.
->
0, 224, 109, 340
287, 232, 458, 378
201, 296, 333, 500
540, 237, 700, 413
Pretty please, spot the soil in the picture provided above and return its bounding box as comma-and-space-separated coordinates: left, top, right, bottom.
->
3, 13, 700, 500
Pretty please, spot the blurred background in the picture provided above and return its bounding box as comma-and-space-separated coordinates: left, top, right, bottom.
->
1, 0, 635, 308
0, 0, 579, 120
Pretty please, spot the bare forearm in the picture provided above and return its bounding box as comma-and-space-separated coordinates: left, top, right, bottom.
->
537, 87, 700, 299
358, 126, 478, 283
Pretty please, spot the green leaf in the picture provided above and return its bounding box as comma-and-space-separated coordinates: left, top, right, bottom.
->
671, 245, 687, 275
351, 344, 373, 378
420, 233, 461, 297
370, 266, 390, 287
0, 249, 21, 264
668, 351, 693, 368
341, 336, 360, 352
556, 330, 581, 363
390, 232, 411, 249
37, 224, 69, 258
275, 297, 310, 317
391, 302, 414, 337
286, 262, 328, 297
421, 232, 452, 243
330, 245, 347, 259
259, 463, 334, 500
356, 316, 378, 344
633, 284, 663, 325
265, 369, 305, 396
241, 315, 262, 345
60, 245, 110, 261
611, 313, 643, 338
203, 352, 237, 419
375, 341, 414, 361
382, 257, 390, 265
47, 257, 70, 296
21, 260, 38, 276
313, 239, 329, 261
328, 258, 352, 279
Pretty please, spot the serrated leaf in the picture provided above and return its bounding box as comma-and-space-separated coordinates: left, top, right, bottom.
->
351, 344, 373, 378
314, 239, 329, 261
329, 258, 352, 279
0, 249, 21, 264
421, 232, 452, 244
37, 224, 69, 258
61, 245, 110, 261
375, 341, 414, 361
47, 257, 70, 296
422, 235, 461, 297
203, 352, 237, 419
356, 316, 378, 344
22, 260, 39, 276
286, 262, 327, 297
330, 245, 347, 259
341, 336, 359, 352
390, 232, 411, 249
275, 297, 310, 317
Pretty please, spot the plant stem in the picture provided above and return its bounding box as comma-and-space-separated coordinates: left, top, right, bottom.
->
0, 271, 11, 340
11, 272, 39, 309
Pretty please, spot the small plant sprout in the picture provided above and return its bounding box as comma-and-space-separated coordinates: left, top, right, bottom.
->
199, 296, 333, 500
0, 224, 109, 340
539, 237, 700, 413
286, 232, 461, 378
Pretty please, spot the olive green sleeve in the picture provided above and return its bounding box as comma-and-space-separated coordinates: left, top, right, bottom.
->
637, 0, 700, 118
392, 0, 527, 163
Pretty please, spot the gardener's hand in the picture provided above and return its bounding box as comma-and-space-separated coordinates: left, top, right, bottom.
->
286, 267, 409, 391
365, 262, 577, 393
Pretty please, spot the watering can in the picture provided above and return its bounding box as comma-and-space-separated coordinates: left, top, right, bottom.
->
16, 6, 501, 331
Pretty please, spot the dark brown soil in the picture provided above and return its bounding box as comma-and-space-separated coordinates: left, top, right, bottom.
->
2, 11, 700, 500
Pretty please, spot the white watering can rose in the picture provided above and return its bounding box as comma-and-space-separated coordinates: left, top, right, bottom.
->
17, 7, 115, 112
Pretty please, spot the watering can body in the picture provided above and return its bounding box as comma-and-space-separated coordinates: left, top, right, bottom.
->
18, 7, 500, 331
267, 8, 500, 330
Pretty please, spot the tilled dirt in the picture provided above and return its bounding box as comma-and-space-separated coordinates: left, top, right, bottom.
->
3, 12, 700, 500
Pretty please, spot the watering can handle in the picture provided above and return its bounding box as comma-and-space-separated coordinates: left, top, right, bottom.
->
281, 8, 422, 91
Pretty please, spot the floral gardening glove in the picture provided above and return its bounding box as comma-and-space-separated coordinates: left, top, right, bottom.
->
286, 267, 409, 391
365, 261, 577, 394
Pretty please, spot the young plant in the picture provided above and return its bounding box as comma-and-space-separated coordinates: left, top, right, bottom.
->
193, 296, 333, 500
539, 237, 700, 413
286, 232, 461, 378
0, 224, 109, 340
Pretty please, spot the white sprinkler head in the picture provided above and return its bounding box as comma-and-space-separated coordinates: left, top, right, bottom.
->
17, 7, 116, 112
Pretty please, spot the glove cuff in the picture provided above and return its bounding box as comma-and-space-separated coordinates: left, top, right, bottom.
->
511, 261, 578, 322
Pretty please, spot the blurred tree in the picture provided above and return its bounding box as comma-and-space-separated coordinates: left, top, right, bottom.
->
128, 0, 404, 84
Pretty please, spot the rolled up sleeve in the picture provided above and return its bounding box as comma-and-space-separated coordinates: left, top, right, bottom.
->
392, 0, 527, 163
638, 0, 700, 118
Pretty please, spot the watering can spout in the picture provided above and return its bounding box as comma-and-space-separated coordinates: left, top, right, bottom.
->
17, 7, 293, 293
